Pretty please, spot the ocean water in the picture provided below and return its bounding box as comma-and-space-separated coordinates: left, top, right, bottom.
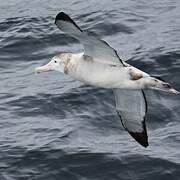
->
0, 0, 180, 179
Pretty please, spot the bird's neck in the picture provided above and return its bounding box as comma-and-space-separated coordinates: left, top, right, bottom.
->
63, 52, 83, 74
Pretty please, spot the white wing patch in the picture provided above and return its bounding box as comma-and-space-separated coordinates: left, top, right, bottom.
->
113, 89, 148, 147
55, 12, 124, 66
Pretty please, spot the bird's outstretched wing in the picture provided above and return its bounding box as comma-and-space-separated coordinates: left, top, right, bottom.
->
55, 12, 124, 66
113, 89, 148, 147
55, 12, 148, 147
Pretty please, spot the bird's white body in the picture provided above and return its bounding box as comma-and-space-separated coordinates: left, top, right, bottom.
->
68, 53, 149, 89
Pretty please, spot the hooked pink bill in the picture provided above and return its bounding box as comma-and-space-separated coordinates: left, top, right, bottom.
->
34, 62, 52, 73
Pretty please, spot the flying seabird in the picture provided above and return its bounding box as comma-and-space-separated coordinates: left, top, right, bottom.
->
35, 12, 179, 148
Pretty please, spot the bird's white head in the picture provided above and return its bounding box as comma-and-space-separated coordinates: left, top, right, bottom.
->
34, 53, 73, 74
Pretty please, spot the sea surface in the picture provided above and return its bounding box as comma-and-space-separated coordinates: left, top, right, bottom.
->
0, 0, 180, 179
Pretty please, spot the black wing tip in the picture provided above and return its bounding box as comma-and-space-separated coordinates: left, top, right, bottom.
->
117, 112, 149, 148
129, 131, 149, 148
55, 11, 82, 32
55, 12, 68, 23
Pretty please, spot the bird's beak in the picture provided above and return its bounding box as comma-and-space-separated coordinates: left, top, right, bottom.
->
34, 62, 52, 74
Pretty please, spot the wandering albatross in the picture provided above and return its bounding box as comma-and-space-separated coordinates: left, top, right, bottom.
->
35, 12, 179, 148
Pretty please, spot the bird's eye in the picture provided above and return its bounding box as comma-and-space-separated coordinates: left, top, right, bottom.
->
54, 60, 57, 63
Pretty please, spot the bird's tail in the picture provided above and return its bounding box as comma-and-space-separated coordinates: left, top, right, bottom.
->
151, 76, 179, 94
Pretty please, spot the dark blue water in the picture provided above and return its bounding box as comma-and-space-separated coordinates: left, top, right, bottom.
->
0, 0, 180, 179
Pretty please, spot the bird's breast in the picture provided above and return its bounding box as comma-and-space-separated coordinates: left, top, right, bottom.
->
70, 60, 131, 88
